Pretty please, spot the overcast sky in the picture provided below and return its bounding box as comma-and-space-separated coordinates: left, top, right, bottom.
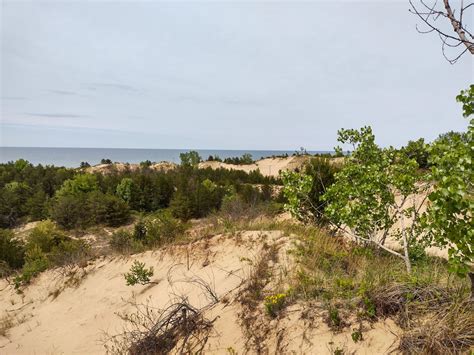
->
1, 0, 472, 150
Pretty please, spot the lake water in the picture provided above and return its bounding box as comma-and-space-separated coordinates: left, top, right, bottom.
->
0, 147, 328, 168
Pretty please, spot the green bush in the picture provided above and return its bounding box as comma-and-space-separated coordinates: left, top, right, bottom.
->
303, 157, 339, 223
110, 213, 185, 254
0, 229, 25, 270
15, 245, 50, 287
124, 261, 154, 286
51, 191, 130, 229
13, 221, 91, 287
26, 220, 68, 253
143, 212, 186, 245
110, 229, 141, 253
49, 190, 86, 229
49, 239, 90, 267
170, 177, 224, 220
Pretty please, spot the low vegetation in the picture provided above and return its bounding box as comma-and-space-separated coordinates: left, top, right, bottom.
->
0, 88, 472, 354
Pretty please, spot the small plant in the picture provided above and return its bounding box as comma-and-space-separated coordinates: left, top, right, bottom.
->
351, 329, 363, 343
363, 297, 376, 318
264, 293, 286, 317
327, 307, 342, 329
124, 261, 154, 286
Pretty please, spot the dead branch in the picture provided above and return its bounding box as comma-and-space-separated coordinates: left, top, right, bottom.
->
409, 0, 474, 63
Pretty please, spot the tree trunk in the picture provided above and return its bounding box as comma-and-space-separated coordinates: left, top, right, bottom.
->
399, 212, 412, 274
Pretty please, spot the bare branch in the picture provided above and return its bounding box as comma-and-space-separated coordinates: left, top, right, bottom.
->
409, 0, 474, 63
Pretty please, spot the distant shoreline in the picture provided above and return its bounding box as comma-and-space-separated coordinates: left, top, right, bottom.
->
0, 147, 332, 168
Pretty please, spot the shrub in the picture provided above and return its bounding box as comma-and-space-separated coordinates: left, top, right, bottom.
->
170, 178, 224, 220
93, 192, 131, 227
49, 239, 90, 267
51, 191, 130, 229
140, 160, 152, 168
110, 229, 139, 253
223, 153, 254, 165
15, 245, 50, 287
25, 190, 48, 221
101, 158, 112, 164
26, 220, 68, 253
136, 213, 185, 247
14, 221, 91, 286
56, 174, 99, 197
0, 229, 25, 270
124, 261, 154, 286
111, 213, 184, 254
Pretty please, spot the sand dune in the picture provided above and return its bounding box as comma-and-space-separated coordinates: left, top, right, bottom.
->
83, 155, 317, 177
199, 155, 312, 177
0, 230, 399, 354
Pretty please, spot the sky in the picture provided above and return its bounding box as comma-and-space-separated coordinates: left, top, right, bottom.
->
1, 0, 473, 150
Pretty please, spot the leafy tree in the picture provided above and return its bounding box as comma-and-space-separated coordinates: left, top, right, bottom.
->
0, 181, 31, 227
322, 127, 428, 273
116, 178, 134, 203
25, 190, 48, 221
80, 162, 91, 168
400, 138, 430, 169
179, 151, 201, 168
14, 159, 31, 171
240, 153, 253, 164
425, 85, 474, 295
284, 127, 428, 273
56, 174, 99, 197
101, 158, 112, 164
50, 193, 89, 229
281, 171, 313, 221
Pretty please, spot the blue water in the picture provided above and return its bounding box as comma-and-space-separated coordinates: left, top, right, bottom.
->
0, 147, 329, 168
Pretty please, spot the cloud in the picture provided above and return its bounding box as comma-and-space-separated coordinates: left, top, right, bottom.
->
48, 90, 79, 96
25, 113, 87, 118
2, 96, 28, 101
174, 94, 265, 107
85, 83, 137, 91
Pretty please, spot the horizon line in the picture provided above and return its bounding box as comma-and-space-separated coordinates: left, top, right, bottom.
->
0, 146, 333, 152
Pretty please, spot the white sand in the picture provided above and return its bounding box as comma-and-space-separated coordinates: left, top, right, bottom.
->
0, 230, 400, 354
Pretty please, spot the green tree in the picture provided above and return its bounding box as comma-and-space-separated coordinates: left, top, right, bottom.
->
321, 127, 427, 273
56, 174, 99, 197
179, 151, 201, 168
425, 85, 474, 295
116, 178, 134, 203
400, 138, 430, 169
0, 181, 31, 227
284, 127, 428, 273
140, 160, 152, 168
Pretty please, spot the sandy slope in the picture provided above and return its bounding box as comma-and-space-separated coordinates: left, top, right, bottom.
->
84, 161, 178, 174
84, 155, 314, 177
199, 155, 312, 178
0, 230, 400, 354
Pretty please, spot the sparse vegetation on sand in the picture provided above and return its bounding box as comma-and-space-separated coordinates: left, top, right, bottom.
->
0, 87, 472, 354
